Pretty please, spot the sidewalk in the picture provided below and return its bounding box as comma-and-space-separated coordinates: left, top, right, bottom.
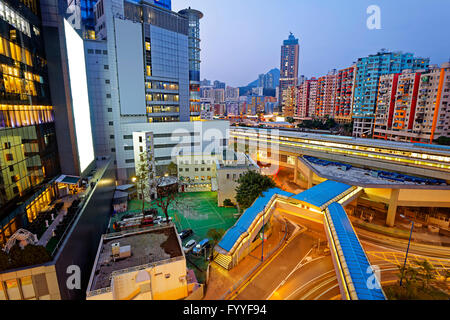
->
203, 214, 296, 300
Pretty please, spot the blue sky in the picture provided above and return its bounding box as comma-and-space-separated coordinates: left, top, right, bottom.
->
172, 0, 450, 87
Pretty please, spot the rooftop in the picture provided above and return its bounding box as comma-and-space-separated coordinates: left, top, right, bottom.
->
292, 180, 353, 209
89, 225, 183, 292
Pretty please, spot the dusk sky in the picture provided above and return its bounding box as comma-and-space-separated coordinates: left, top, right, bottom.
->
172, 0, 450, 87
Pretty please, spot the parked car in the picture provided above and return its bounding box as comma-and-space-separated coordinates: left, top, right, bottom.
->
159, 216, 173, 224
192, 238, 210, 255
179, 229, 193, 240
183, 239, 197, 254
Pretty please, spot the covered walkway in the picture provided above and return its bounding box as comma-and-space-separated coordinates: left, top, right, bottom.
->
214, 180, 386, 300
324, 203, 386, 300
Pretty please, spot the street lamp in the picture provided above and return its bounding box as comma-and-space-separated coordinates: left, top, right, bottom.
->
131, 176, 137, 183
399, 214, 414, 287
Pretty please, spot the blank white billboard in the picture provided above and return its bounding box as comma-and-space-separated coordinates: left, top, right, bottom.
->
64, 19, 95, 173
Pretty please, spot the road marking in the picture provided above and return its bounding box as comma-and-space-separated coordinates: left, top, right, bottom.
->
315, 283, 340, 300
297, 276, 337, 300
265, 247, 315, 300
284, 270, 336, 300
228, 228, 304, 300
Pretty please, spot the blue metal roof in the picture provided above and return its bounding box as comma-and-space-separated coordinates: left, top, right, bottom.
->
218, 188, 293, 252
327, 203, 385, 300
292, 180, 352, 208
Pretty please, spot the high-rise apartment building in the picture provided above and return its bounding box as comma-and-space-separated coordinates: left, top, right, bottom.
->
374, 63, 450, 143
225, 86, 239, 101
214, 88, 225, 104
178, 7, 203, 121
282, 86, 296, 118
334, 65, 356, 123
315, 70, 337, 118
279, 33, 299, 109
307, 78, 318, 117
352, 49, 429, 137
295, 80, 313, 119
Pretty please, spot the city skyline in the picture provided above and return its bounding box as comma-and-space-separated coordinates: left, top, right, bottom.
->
172, 0, 450, 87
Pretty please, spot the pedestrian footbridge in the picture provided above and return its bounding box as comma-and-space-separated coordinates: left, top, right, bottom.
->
214, 180, 386, 300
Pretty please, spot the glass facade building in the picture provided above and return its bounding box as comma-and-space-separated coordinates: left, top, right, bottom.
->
0, 0, 60, 245
179, 7, 203, 120
279, 33, 299, 112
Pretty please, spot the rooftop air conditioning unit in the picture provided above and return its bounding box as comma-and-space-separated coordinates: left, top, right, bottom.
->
111, 242, 120, 257
119, 245, 131, 259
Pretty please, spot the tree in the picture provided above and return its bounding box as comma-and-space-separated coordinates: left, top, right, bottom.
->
223, 199, 235, 207
435, 136, 450, 146
154, 179, 179, 224
135, 152, 155, 213
206, 228, 225, 262
416, 260, 436, 289
286, 117, 295, 124
235, 171, 276, 210
167, 162, 178, 177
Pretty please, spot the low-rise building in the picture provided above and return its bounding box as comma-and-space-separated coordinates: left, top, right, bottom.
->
86, 225, 191, 300
176, 151, 259, 206
216, 152, 259, 207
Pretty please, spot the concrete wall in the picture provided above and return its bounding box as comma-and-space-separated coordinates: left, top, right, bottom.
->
0, 264, 61, 300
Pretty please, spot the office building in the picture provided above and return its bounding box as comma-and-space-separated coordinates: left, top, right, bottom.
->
86, 0, 195, 180
0, 0, 60, 245
352, 49, 429, 137
66, 0, 97, 39
279, 33, 299, 106
178, 7, 203, 121
0, 0, 97, 246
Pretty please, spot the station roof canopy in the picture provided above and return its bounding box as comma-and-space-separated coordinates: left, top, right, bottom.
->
292, 180, 353, 210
